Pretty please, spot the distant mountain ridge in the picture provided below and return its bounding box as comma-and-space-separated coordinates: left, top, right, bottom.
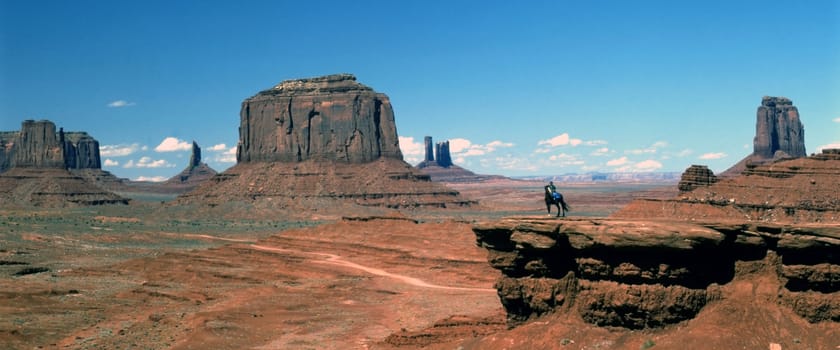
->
516, 172, 681, 183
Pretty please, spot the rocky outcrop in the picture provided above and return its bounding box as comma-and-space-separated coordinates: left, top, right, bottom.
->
13, 120, 64, 168
424, 136, 434, 162
615, 149, 840, 223
63, 131, 101, 169
177, 75, 473, 214
0, 121, 103, 172
474, 218, 840, 328
754, 96, 805, 159
237, 74, 402, 164
0, 120, 126, 207
677, 165, 717, 192
435, 141, 453, 167
723, 96, 806, 176
163, 141, 217, 190
0, 131, 15, 172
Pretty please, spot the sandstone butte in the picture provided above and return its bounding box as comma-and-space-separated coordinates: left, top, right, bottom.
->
0, 120, 128, 207
175, 74, 474, 217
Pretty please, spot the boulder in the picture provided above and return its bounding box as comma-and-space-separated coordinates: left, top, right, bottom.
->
677, 165, 717, 192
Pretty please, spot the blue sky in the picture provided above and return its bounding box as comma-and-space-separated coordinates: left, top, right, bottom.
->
2, 0, 838, 181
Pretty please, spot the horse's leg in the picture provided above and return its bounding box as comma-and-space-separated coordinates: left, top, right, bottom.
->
555, 203, 562, 217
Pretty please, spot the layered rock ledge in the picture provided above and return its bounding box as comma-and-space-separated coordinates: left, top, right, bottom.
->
473, 218, 839, 329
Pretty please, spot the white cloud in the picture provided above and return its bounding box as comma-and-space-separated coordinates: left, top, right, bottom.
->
833, 117, 840, 123
606, 156, 629, 166
484, 155, 538, 172
626, 141, 668, 155
208, 143, 228, 151
447, 138, 513, 158
134, 176, 167, 182
448, 138, 473, 153
634, 159, 663, 171
103, 159, 119, 167
124, 156, 176, 168
107, 100, 136, 108
154, 137, 192, 152
817, 142, 840, 152
584, 140, 608, 146
591, 147, 610, 156
398, 136, 425, 164
538, 133, 582, 147
212, 146, 238, 163
699, 152, 727, 160
100, 143, 143, 157
675, 149, 693, 157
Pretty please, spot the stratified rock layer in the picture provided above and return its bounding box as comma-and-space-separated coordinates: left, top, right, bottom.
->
677, 165, 717, 192
237, 74, 402, 164
615, 149, 840, 223
178, 75, 473, 214
0, 120, 126, 207
474, 218, 840, 329
0, 121, 103, 172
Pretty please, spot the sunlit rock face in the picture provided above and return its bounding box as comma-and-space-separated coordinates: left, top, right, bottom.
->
237, 74, 402, 164
754, 96, 806, 159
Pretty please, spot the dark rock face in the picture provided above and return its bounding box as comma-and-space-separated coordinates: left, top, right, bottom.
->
0, 121, 102, 172
722, 96, 807, 177
13, 120, 64, 168
754, 96, 806, 159
237, 74, 402, 164
435, 141, 452, 167
189, 141, 201, 167
424, 136, 434, 162
474, 218, 840, 328
63, 131, 101, 169
677, 165, 717, 192
417, 137, 453, 168
0, 131, 15, 172
164, 141, 217, 189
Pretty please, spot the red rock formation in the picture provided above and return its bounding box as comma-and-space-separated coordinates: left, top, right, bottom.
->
0, 121, 103, 172
677, 165, 717, 192
177, 75, 473, 214
754, 96, 805, 159
723, 96, 806, 176
13, 120, 64, 168
473, 218, 840, 328
237, 74, 402, 164
615, 149, 840, 223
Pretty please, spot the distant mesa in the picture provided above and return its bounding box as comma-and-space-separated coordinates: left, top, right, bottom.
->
722, 96, 806, 176
416, 136, 504, 183
177, 74, 474, 215
0, 120, 128, 207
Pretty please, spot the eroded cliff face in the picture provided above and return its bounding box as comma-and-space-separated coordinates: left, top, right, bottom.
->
754, 96, 805, 159
177, 74, 473, 214
474, 218, 839, 329
0, 121, 102, 172
616, 149, 840, 223
237, 74, 402, 164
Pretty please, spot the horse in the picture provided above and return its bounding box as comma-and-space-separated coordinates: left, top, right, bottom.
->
544, 188, 569, 217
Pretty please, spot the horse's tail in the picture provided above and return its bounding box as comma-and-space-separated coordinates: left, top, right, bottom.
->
559, 196, 570, 212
